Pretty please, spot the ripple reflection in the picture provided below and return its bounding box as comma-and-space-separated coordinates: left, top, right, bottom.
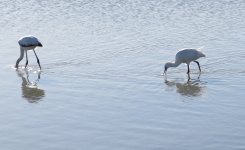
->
16, 69, 45, 103
164, 73, 206, 97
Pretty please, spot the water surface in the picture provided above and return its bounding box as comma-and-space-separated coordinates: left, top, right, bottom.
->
0, 0, 245, 150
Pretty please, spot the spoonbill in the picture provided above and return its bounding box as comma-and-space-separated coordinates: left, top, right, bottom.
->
15, 36, 43, 70
164, 48, 205, 74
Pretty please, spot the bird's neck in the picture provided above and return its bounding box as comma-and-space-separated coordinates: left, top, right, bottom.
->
169, 61, 181, 68
15, 47, 25, 68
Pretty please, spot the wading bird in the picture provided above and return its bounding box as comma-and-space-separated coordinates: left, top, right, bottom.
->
164, 48, 205, 74
15, 36, 43, 69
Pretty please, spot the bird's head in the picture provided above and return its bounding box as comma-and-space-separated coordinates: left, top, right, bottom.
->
164, 62, 171, 75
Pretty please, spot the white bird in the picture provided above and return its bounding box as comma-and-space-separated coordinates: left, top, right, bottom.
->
15, 36, 43, 69
164, 48, 206, 74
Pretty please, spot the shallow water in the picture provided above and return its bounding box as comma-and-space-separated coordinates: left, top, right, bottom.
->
1, 0, 245, 149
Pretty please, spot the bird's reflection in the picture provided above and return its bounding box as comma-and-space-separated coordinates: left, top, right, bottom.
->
16, 69, 45, 103
164, 73, 205, 97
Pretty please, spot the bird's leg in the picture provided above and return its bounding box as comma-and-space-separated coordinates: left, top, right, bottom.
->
194, 61, 201, 72
33, 49, 41, 70
187, 64, 190, 74
25, 50, 28, 68
187, 73, 191, 82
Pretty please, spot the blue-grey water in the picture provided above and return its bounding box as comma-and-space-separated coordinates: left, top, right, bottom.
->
0, 0, 245, 149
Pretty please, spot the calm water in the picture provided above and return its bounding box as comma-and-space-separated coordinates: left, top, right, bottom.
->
0, 0, 245, 149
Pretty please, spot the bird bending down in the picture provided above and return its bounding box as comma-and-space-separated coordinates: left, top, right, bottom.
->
164, 48, 206, 74
15, 36, 43, 70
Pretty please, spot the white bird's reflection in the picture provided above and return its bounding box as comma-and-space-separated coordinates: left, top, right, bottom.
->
164, 73, 206, 97
16, 69, 45, 103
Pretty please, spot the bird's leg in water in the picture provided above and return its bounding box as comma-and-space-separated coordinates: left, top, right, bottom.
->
187, 73, 191, 81
25, 50, 28, 68
194, 61, 201, 72
33, 49, 41, 70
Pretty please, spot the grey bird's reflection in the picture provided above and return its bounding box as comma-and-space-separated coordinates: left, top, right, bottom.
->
16, 69, 45, 103
164, 73, 205, 97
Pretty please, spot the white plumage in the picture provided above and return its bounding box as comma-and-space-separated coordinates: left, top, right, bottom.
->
15, 35, 43, 69
164, 48, 206, 74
